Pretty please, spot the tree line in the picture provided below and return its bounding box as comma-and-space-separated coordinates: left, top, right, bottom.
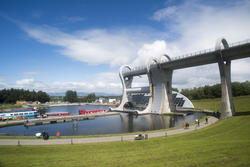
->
1, 81, 249, 104
63, 90, 96, 103
180, 81, 250, 100
0, 88, 50, 104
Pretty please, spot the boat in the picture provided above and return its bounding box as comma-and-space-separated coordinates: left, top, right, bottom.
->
45, 112, 71, 117
0, 108, 39, 121
79, 109, 106, 115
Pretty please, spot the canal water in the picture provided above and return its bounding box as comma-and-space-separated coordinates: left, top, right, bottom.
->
0, 105, 205, 136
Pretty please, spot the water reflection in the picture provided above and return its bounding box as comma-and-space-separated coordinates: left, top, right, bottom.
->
72, 119, 78, 135
118, 113, 195, 133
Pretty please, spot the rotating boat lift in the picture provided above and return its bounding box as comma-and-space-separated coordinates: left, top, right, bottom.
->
111, 38, 250, 119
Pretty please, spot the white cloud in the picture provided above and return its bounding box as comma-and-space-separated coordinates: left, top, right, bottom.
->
134, 40, 168, 65
132, 75, 149, 88
172, 64, 221, 89
16, 78, 35, 85
153, 0, 250, 53
231, 58, 250, 81
15, 78, 46, 90
50, 81, 94, 92
20, 25, 159, 67
0, 82, 8, 89
133, 40, 182, 66
150, 0, 250, 89
1, 71, 123, 94
151, 6, 177, 21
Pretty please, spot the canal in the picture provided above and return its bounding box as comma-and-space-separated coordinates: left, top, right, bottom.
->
0, 105, 205, 136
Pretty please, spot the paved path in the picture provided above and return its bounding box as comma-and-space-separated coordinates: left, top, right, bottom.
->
0, 117, 218, 146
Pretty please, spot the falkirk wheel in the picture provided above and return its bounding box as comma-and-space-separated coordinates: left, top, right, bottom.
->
110, 37, 250, 118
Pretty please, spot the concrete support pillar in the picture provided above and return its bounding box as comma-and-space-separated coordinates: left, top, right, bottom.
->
215, 38, 235, 119
146, 55, 175, 114
150, 69, 174, 114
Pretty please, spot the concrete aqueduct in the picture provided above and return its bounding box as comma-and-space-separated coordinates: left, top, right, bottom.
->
111, 38, 250, 119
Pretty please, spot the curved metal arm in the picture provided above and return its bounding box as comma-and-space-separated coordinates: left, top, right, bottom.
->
158, 54, 171, 63
146, 57, 158, 83
119, 65, 132, 90
157, 54, 171, 69
215, 37, 229, 50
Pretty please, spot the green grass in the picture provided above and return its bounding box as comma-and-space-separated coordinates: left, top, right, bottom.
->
0, 96, 250, 167
192, 95, 250, 113
0, 116, 250, 167
0, 104, 23, 111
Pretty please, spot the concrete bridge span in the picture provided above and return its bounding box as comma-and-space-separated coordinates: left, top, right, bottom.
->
111, 38, 250, 119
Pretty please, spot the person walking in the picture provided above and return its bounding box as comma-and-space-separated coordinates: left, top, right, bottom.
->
205, 117, 208, 124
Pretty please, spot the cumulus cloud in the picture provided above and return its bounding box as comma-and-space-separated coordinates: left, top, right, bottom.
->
151, 6, 177, 21
133, 40, 168, 65
20, 24, 159, 67
0, 82, 8, 89
3, 71, 123, 94
151, 0, 250, 89
152, 0, 250, 53
133, 40, 183, 65
15, 78, 46, 90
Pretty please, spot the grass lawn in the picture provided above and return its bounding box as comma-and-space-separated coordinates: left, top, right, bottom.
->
0, 96, 250, 167
0, 104, 23, 111
192, 95, 250, 114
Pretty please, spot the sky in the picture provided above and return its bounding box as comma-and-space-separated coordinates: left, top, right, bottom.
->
0, 0, 250, 95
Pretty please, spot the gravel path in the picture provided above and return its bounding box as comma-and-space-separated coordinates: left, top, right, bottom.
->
0, 117, 218, 146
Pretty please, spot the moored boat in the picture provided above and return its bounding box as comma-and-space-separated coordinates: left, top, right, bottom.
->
79, 109, 106, 115
45, 112, 71, 117
0, 108, 39, 121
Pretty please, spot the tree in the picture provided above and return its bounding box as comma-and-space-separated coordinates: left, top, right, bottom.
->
86, 93, 96, 103
172, 87, 179, 92
0, 89, 50, 104
37, 91, 50, 103
64, 90, 78, 103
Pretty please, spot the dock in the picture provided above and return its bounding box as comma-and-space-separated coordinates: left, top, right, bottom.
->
0, 112, 119, 127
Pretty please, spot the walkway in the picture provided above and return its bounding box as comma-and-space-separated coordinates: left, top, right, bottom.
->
0, 117, 218, 146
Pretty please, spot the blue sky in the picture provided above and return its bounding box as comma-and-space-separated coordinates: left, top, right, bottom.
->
0, 0, 250, 94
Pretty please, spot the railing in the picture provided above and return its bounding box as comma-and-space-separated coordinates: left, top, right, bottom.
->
229, 39, 250, 47
166, 47, 215, 62
123, 39, 250, 76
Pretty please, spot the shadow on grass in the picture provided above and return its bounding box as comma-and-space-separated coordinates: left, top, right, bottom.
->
235, 111, 250, 116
